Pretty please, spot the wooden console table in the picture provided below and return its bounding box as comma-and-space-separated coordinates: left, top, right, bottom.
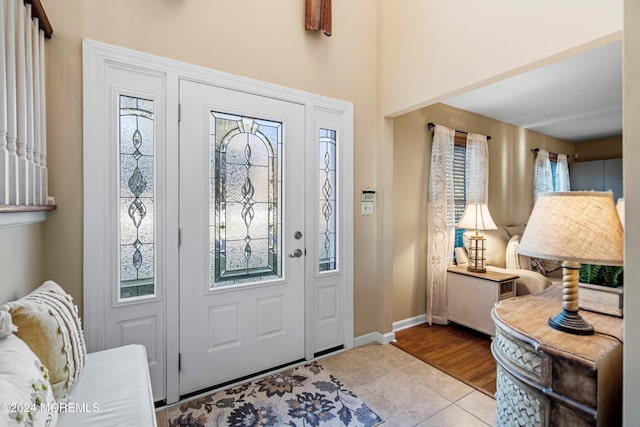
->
491, 284, 623, 426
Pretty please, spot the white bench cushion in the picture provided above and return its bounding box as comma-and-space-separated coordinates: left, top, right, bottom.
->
57, 344, 156, 427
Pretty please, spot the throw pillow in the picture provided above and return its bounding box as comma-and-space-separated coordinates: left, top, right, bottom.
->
0, 308, 18, 339
455, 247, 468, 266
540, 258, 563, 274
3, 281, 87, 400
0, 334, 58, 426
505, 235, 532, 271
505, 235, 520, 269
463, 229, 508, 268
530, 258, 546, 275
530, 258, 562, 276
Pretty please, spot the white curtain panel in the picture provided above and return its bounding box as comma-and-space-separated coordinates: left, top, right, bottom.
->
555, 153, 571, 191
534, 149, 553, 201
426, 124, 456, 325
465, 133, 489, 203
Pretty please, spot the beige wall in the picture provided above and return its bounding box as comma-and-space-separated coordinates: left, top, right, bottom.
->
378, 0, 623, 117
0, 224, 45, 303
40, 0, 380, 334
392, 110, 429, 322
378, 0, 623, 333
2, 1, 636, 413
623, 0, 640, 421
24, 0, 638, 419
392, 104, 576, 322
575, 135, 623, 161
23, 0, 628, 341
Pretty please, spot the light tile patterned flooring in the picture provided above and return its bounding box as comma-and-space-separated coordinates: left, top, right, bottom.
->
156, 343, 496, 427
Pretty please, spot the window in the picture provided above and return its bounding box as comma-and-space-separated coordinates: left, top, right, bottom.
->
210, 112, 283, 287
550, 160, 558, 191
319, 128, 337, 272
119, 95, 155, 299
453, 141, 466, 248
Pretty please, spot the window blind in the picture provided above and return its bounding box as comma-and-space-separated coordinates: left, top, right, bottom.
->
453, 142, 466, 248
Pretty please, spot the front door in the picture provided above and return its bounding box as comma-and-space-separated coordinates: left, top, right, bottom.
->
179, 80, 306, 395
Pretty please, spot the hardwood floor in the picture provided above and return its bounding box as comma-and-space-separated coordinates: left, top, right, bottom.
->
393, 323, 497, 397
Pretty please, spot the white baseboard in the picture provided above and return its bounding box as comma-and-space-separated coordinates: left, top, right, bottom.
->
353, 331, 396, 347
353, 314, 428, 347
392, 313, 427, 332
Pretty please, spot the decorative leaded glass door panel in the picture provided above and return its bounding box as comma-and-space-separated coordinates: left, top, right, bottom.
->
178, 80, 305, 395
210, 113, 282, 285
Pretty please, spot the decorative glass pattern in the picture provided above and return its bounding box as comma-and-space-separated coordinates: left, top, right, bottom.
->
119, 95, 155, 298
319, 129, 337, 272
211, 112, 282, 287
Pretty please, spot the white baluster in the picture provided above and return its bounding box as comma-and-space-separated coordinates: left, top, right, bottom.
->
16, 0, 27, 205
39, 28, 46, 203
0, 0, 8, 204
6, 0, 18, 204
25, 3, 34, 205
32, 17, 40, 204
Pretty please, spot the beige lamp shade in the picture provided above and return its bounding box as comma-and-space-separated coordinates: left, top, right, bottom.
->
519, 192, 623, 266
520, 192, 623, 336
616, 198, 625, 229
456, 203, 498, 231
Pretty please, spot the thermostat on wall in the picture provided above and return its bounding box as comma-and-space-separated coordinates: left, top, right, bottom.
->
361, 189, 376, 202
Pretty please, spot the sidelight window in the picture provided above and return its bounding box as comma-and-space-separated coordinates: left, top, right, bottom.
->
318, 128, 337, 272
119, 95, 155, 299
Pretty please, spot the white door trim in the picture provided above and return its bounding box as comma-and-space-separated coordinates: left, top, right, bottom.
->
82, 38, 354, 404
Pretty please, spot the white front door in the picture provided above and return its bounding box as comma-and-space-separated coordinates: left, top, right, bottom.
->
179, 80, 306, 395
84, 40, 354, 404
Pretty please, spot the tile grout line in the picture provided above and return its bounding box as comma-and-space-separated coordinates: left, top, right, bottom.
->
411, 402, 455, 427
454, 402, 492, 427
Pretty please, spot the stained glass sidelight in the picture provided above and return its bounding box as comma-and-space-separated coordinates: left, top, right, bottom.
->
119, 95, 155, 298
319, 129, 337, 272
211, 112, 282, 287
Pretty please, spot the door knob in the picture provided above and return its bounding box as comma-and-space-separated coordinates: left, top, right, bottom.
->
288, 249, 303, 258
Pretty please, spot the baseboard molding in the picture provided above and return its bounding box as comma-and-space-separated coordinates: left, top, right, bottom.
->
392, 313, 427, 332
353, 314, 429, 347
353, 331, 396, 347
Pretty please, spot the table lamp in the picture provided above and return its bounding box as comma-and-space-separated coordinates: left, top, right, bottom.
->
456, 203, 498, 273
518, 192, 623, 335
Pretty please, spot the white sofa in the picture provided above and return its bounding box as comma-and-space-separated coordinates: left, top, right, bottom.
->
0, 281, 156, 427
57, 344, 157, 427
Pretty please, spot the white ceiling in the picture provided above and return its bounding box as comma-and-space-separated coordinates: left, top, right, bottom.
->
443, 41, 622, 143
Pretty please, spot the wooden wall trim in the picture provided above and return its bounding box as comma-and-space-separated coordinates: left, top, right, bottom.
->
305, 0, 331, 36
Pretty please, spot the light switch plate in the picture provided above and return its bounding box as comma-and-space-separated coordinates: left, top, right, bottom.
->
361, 201, 374, 215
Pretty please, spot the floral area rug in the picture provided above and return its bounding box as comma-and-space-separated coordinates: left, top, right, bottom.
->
167, 361, 384, 427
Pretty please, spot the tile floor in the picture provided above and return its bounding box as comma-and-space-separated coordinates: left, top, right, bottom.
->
156, 343, 496, 427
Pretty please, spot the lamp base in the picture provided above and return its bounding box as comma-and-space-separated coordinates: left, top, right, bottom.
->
467, 234, 487, 273
548, 309, 594, 335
